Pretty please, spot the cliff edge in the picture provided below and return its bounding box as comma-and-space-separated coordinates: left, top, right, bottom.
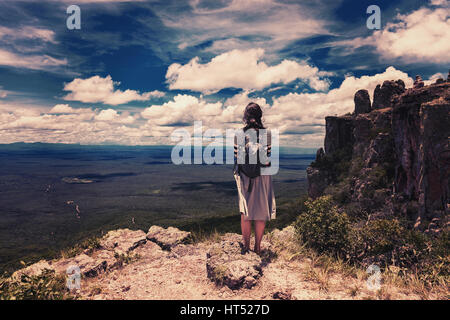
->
307, 72, 450, 233
4, 225, 440, 300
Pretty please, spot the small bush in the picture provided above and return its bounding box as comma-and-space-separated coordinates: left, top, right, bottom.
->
294, 196, 350, 256
310, 146, 353, 183
362, 219, 403, 255
0, 269, 73, 300
344, 219, 403, 261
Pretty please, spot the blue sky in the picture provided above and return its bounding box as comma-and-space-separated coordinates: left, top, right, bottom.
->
0, 0, 448, 146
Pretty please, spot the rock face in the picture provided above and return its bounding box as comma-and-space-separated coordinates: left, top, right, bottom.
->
307, 78, 449, 228
146, 226, 191, 250
324, 115, 354, 154
391, 83, 450, 223
206, 240, 263, 290
354, 89, 371, 115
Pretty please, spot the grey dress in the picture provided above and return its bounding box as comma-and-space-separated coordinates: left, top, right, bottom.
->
233, 129, 276, 221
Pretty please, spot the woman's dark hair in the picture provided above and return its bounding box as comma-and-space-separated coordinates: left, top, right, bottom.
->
243, 102, 264, 131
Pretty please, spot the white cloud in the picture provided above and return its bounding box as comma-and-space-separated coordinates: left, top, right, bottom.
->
339, 5, 450, 63
146, 66, 412, 146
63, 75, 165, 105
141, 94, 224, 126
156, 0, 332, 56
424, 72, 446, 85
95, 109, 135, 124
264, 67, 412, 139
0, 102, 142, 145
0, 67, 415, 146
166, 48, 330, 94
0, 48, 67, 70
0, 25, 66, 70
0, 26, 56, 43
430, 0, 449, 7
50, 104, 95, 114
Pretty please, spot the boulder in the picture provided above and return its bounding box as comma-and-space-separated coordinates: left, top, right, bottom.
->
146, 226, 191, 250
100, 229, 147, 255
206, 240, 263, 290
354, 89, 371, 114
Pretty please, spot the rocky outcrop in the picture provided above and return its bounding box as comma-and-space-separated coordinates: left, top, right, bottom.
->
8, 226, 278, 298
7, 225, 440, 300
307, 77, 449, 229
146, 226, 191, 250
372, 80, 406, 109
206, 240, 263, 290
100, 229, 147, 255
12, 229, 148, 281
306, 166, 329, 199
354, 89, 371, 115
413, 75, 424, 89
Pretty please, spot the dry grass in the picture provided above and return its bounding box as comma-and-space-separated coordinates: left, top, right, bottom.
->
190, 228, 223, 244
271, 227, 449, 300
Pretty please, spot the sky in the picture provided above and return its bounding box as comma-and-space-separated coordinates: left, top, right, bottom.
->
0, 0, 448, 147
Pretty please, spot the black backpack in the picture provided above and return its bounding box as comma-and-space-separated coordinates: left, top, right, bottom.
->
237, 129, 262, 192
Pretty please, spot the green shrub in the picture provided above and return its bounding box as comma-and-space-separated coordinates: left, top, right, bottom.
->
344, 219, 404, 262
294, 196, 350, 256
0, 269, 73, 300
310, 146, 353, 183
361, 219, 403, 255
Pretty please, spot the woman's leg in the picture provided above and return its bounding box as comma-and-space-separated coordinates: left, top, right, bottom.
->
241, 213, 251, 251
254, 220, 266, 254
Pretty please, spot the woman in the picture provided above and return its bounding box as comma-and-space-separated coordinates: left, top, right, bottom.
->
233, 102, 276, 255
